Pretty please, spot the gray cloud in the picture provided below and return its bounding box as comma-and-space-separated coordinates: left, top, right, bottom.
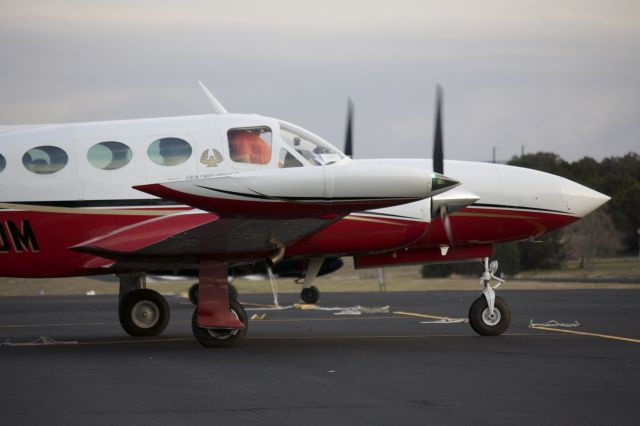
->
0, 0, 638, 162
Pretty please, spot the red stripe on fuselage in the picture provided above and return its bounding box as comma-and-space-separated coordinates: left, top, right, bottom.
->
0, 204, 578, 278
423, 206, 578, 246
0, 207, 188, 277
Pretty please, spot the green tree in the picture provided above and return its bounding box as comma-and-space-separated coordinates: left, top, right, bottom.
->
509, 151, 639, 254
492, 242, 520, 275
508, 152, 569, 176
422, 151, 638, 279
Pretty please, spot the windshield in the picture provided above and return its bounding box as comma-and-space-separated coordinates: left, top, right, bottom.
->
279, 123, 344, 166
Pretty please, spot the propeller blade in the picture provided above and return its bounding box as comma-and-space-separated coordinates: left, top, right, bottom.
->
433, 85, 444, 174
440, 206, 454, 246
344, 98, 354, 157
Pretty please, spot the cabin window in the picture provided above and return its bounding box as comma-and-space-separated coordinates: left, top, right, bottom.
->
87, 141, 133, 170
0, 154, 5, 173
22, 146, 68, 174
147, 137, 192, 166
228, 127, 272, 165
278, 148, 303, 168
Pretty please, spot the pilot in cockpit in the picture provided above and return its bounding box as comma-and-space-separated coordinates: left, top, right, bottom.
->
228, 129, 271, 165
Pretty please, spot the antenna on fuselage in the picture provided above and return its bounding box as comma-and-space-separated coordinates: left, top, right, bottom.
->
197, 81, 228, 114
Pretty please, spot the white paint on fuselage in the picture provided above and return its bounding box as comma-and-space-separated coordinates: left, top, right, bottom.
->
0, 113, 608, 218
0, 114, 281, 202
351, 159, 608, 218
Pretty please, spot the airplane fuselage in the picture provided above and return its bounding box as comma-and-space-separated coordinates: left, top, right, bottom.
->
0, 113, 607, 278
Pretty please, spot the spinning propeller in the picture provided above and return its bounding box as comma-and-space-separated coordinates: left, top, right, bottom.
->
432, 85, 454, 246
342, 88, 471, 248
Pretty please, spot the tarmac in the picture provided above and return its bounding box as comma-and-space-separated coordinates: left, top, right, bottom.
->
0, 289, 639, 425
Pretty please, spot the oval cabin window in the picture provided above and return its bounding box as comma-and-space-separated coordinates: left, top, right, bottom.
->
22, 146, 69, 174
147, 137, 192, 166
0, 154, 5, 173
87, 141, 132, 170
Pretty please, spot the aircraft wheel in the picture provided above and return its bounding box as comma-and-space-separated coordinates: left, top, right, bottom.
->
119, 289, 170, 337
188, 283, 199, 305
192, 299, 248, 348
300, 286, 320, 304
468, 295, 511, 336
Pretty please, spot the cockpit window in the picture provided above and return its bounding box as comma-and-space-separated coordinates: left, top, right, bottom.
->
23, 146, 68, 174
278, 148, 303, 168
0, 154, 5, 173
279, 124, 343, 166
228, 127, 272, 165
147, 137, 192, 166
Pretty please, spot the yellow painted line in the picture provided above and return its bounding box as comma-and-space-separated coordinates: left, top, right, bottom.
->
253, 316, 401, 322
531, 326, 640, 344
241, 301, 279, 308
393, 311, 460, 321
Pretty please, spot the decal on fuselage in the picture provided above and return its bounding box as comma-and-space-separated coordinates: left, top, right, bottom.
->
0, 220, 40, 253
200, 149, 223, 167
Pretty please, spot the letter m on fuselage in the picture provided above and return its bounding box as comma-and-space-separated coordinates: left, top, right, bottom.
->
0, 220, 40, 253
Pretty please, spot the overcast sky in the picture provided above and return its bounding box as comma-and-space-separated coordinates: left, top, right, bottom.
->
0, 0, 638, 162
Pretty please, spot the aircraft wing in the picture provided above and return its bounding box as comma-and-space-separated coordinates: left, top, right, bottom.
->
72, 165, 458, 268
71, 209, 331, 267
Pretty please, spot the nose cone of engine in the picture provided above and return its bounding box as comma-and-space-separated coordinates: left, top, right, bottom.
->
563, 178, 610, 217
431, 172, 460, 196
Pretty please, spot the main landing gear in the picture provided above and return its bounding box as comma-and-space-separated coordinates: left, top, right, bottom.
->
191, 299, 247, 348
117, 267, 248, 347
468, 258, 511, 336
299, 257, 323, 304
118, 273, 170, 337
190, 262, 248, 348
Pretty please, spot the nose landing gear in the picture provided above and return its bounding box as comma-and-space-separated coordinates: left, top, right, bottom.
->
468, 258, 511, 336
299, 257, 323, 304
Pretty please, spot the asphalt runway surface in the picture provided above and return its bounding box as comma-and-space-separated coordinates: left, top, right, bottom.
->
1, 289, 639, 425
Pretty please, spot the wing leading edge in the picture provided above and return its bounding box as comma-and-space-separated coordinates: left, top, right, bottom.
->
73, 165, 459, 268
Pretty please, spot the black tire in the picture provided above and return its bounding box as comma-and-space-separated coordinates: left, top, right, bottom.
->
228, 283, 239, 301
468, 295, 511, 336
192, 299, 248, 348
188, 283, 199, 305
300, 286, 320, 304
119, 289, 170, 337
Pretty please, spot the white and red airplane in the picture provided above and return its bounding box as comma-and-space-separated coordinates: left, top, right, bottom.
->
0, 84, 609, 347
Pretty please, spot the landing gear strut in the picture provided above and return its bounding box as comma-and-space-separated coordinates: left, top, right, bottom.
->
188, 281, 238, 305
117, 273, 170, 337
468, 258, 511, 336
191, 262, 247, 348
299, 257, 323, 304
